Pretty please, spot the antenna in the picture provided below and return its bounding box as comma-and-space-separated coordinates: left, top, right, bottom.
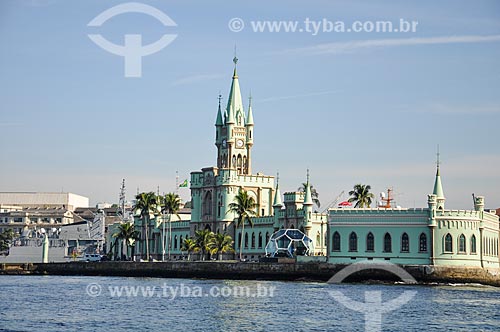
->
175, 170, 179, 195
119, 179, 126, 219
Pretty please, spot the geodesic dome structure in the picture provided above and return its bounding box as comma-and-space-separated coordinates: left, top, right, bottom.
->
265, 229, 314, 258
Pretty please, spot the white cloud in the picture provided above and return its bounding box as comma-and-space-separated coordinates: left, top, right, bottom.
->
289, 35, 500, 55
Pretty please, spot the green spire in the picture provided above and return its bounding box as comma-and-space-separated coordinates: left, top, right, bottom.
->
433, 147, 445, 199
303, 169, 313, 206
273, 172, 282, 207
226, 56, 243, 125
215, 94, 223, 126
246, 93, 254, 126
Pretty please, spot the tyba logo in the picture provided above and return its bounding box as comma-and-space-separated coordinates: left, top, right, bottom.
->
88, 2, 177, 77
327, 261, 418, 332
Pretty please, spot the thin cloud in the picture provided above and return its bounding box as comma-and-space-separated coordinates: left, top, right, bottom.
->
171, 73, 225, 86
257, 89, 342, 103
398, 103, 500, 115
289, 35, 500, 55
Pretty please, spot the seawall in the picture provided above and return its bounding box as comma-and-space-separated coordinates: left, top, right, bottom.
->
1, 262, 499, 287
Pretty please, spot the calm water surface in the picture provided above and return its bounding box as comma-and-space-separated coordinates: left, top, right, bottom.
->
0, 275, 499, 331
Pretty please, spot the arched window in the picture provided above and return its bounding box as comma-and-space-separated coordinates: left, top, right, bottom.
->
349, 232, 357, 252
366, 232, 374, 252
459, 234, 466, 253
419, 233, 427, 252
401, 233, 409, 253
245, 233, 249, 248
174, 235, 178, 250
384, 233, 392, 253
444, 233, 453, 252
470, 235, 476, 254
232, 155, 236, 168
180, 235, 183, 248
332, 232, 341, 251
258, 232, 263, 248
316, 232, 321, 246
251, 232, 256, 248
202, 191, 212, 216
265, 232, 270, 245
238, 233, 241, 249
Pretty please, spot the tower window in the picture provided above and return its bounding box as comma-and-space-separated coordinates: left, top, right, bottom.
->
332, 232, 341, 251
419, 233, 427, 252
366, 232, 374, 252
384, 233, 392, 253
471, 235, 477, 254
349, 232, 357, 252
444, 233, 453, 253
459, 234, 466, 253
401, 233, 409, 253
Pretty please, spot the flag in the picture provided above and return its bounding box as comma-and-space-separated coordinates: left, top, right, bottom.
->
179, 179, 188, 188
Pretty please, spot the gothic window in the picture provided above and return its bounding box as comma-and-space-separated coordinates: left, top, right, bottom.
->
251, 232, 256, 248
258, 232, 263, 248
332, 232, 341, 251
419, 233, 427, 252
366, 232, 374, 252
316, 232, 321, 246
232, 155, 236, 167
471, 235, 477, 254
401, 233, 409, 253
349, 232, 357, 252
238, 233, 242, 249
384, 233, 392, 253
180, 235, 183, 247
265, 232, 270, 245
174, 235, 178, 250
444, 233, 453, 252
459, 234, 466, 253
243, 156, 247, 172
244, 233, 249, 248
202, 191, 212, 216
237, 154, 242, 173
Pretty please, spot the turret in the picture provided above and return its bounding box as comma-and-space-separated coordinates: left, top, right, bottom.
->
303, 170, 313, 236
474, 196, 484, 212
273, 175, 283, 230
427, 194, 437, 226
433, 149, 446, 210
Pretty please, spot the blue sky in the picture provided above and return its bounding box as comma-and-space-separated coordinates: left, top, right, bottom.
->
1, 0, 499, 209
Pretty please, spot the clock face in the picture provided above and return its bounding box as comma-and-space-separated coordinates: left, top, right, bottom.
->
236, 139, 244, 148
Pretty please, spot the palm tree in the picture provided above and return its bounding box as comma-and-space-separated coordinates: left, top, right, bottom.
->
209, 233, 234, 261
348, 184, 375, 208
298, 183, 321, 209
181, 238, 197, 261
227, 189, 257, 261
133, 192, 159, 260
112, 222, 140, 260
194, 229, 213, 261
160, 192, 181, 260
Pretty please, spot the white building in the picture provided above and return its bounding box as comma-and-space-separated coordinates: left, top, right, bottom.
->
0, 192, 89, 211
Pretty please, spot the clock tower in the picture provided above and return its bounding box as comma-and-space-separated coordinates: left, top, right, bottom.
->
215, 56, 253, 175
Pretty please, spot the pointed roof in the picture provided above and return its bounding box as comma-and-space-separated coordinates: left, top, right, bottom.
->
246, 94, 254, 126
215, 94, 223, 126
225, 56, 243, 125
433, 166, 445, 199
303, 169, 313, 206
273, 175, 282, 207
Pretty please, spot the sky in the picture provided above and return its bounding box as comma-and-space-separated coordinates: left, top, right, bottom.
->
1, 0, 499, 209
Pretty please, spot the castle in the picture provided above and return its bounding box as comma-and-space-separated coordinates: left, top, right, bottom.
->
118, 58, 499, 268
